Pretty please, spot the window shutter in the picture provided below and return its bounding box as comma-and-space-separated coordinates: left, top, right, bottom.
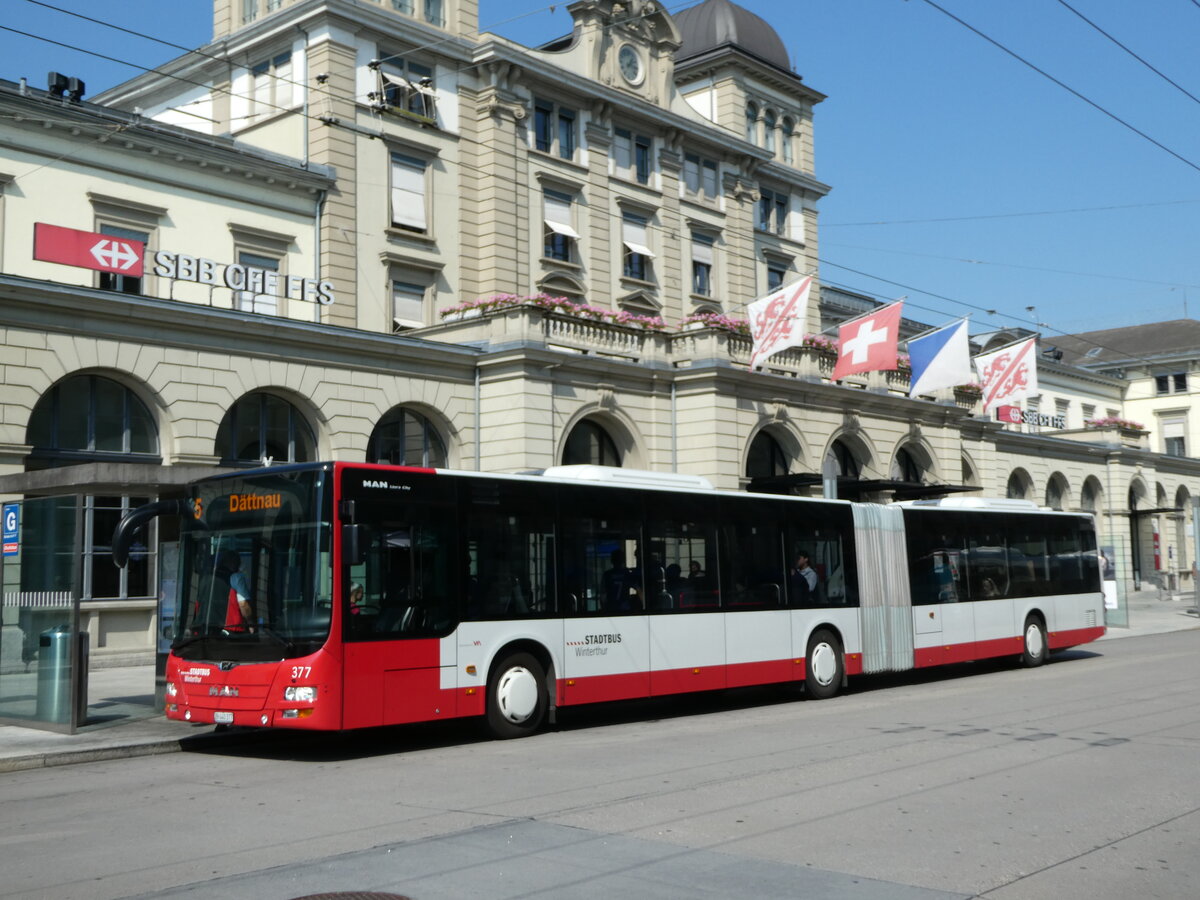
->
390, 154, 427, 230
622, 216, 654, 258
544, 192, 579, 239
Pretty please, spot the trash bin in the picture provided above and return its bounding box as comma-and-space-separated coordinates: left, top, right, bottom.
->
35, 627, 88, 726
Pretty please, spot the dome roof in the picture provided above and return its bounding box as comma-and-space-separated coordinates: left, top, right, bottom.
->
675, 0, 791, 72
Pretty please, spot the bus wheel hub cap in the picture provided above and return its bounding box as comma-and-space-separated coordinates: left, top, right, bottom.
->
811, 644, 836, 685
1026, 625, 1044, 658
497, 666, 538, 723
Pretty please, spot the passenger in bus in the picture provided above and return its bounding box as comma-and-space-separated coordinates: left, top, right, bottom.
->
664, 563, 682, 608
602, 549, 638, 611
218, 550, 253, 632
683, 560, 714, 607
349, 582, 366, 615
635, 551, 670, 609
789, 550, 817, 605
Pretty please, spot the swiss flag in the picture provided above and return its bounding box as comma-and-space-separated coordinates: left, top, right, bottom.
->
831, 301, 904, 380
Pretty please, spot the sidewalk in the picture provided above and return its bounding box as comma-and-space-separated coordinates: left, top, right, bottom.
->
3, 590, 1197, 773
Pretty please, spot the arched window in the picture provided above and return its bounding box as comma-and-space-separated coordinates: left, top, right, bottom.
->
563, 420, 620, 467
781, 117, 795, 164
26, 374, 158, 469
1006, 470, 1031, 500
745, 101, 759, 144
215, 393, 316, 466
763, 109, 777, 154
961, 455, 978, 487
829, 439, 861, 479
1045, 474, 1068, 511
892, 447, 924, 484
24, 375, 160, 601
367, 406, 447, 467
746, 431, 788, 480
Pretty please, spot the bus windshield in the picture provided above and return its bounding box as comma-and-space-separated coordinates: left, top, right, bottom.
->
173, 467, 333, 662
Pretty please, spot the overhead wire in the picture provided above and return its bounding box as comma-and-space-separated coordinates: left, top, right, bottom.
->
1052, 0, 1200, 108
822, 197, 1200, 227
916, 0, 1200, 175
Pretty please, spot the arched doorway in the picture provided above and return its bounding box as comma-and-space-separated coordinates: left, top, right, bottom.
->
746, 429, 790, 480
1045, 473, 1070, 511
563, 419, 621, 467
1006, 469, 1033, 501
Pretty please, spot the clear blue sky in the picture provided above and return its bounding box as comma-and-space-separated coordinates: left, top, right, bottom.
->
3, 0, 1198, 339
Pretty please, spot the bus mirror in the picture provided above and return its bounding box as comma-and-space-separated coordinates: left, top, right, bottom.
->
342, 524, 366, 566
112, 499, 190, 568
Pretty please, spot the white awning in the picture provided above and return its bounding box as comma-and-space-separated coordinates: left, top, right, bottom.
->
544, 193, 579, 239
546, 220, 580, 239
382, 71, 434, 95
622, 217, 654, 258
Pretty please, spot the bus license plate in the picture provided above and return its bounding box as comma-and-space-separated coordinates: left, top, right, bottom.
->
214, 711, 233, 724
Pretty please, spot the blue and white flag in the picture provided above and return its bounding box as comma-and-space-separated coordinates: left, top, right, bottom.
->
907, 319, 973, 396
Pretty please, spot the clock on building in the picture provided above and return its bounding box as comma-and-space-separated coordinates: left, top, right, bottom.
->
618, 44, 643, 86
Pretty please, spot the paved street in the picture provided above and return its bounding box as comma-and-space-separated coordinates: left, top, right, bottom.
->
2, 627, 1198, 900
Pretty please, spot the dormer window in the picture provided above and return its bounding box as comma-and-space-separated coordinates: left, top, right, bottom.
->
763, 109, 776, 155
746, 102, 759, 144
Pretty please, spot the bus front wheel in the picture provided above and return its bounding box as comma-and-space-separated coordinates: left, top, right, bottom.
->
486, 652, 548, 739
1021, 616, 1047, 668
805, 629, 844, 700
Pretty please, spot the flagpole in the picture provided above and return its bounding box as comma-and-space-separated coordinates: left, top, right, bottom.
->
829, 296, 906, 333
903, 315, 969, 345
974, 332, 1041, 358
733, 270, 818, 315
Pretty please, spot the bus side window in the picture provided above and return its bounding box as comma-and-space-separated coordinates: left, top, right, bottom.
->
646, 493, 717, 612
719, 498, 785, 610
557, 486, 643, 616
463, 487, 556, 619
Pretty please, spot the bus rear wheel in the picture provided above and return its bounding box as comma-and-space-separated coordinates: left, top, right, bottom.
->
805, 629, 844, 700
1021, 616, 1047, 668
486, 652, 548, 739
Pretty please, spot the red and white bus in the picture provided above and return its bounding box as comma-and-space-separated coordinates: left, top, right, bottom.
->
113, 461, 1105, 738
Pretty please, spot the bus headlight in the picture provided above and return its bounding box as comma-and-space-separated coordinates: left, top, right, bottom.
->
166, 682, 178, 697
284, 686, 317, 702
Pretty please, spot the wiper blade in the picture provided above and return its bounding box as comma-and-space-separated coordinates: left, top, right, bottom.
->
171, 633, 210, 651
255, 626, 295, 652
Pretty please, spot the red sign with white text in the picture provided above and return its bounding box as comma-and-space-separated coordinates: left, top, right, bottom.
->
33, 223, 144, 277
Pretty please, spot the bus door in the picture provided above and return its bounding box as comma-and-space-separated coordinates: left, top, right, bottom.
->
718, 497, 790, 690
650, 496, 727, 694
965, 526, 1012, 659
903, 510, 973, 666
341, 501, 458, 729
557, 488, 650, 705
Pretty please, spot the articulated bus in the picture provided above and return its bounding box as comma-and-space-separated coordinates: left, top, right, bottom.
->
113, 461, 1105, 738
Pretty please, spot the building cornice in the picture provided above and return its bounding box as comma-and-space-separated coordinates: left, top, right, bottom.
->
0, 82, 335, 197
0, 275, 480, 383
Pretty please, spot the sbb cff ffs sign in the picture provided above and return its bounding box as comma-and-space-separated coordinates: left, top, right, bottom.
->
996, 405, 1067, 430
996, 405, 1024, 425
34, 223, 144, 277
